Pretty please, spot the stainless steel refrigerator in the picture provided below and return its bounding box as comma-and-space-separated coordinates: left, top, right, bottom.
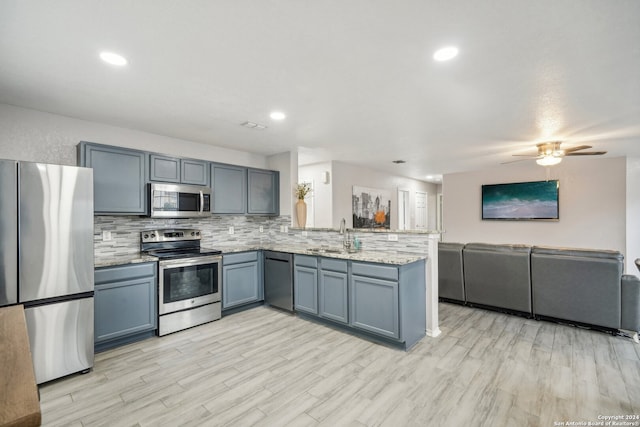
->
0, 159, 94, 384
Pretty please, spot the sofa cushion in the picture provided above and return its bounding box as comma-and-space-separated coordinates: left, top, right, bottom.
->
463, 243, 532, 313
531, 247, 623, 329
621, 275, 640, 332
438, 243, 465, 302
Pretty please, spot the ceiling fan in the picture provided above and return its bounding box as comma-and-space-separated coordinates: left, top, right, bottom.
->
503, 141, 607, 166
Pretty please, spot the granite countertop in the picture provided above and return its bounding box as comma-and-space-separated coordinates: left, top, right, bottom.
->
95, 253, 159, 268
217, 245, 427, 265
95, 245, 426, 268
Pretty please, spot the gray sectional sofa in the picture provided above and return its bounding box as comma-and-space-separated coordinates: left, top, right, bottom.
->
438, 242, 640, 337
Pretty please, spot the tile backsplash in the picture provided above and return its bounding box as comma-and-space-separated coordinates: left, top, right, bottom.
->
94, 215, 436, 258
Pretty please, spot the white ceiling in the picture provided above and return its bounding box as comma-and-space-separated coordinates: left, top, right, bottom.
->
1, 0, 639, 181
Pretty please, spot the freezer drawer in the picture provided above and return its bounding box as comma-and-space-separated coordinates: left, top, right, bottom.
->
24, 298, 94, 384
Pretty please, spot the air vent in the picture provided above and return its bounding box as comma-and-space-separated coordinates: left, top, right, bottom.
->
392, 160, 406, 164
241, 121, 268, 130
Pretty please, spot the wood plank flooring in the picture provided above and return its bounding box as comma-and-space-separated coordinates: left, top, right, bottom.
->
39, 303, 640, 426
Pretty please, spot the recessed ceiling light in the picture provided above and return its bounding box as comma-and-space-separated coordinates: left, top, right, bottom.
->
433, 46, 459, 62
270, 111, 286, 120
426, 175, 434, 180
99, 51, 127, 66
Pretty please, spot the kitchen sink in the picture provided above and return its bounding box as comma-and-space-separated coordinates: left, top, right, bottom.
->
306, 247, 343, 254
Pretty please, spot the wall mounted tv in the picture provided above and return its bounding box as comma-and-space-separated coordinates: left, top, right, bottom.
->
481, 180, 559, 221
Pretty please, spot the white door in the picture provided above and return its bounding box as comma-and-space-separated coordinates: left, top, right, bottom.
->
415, 191, 427, 229
397, 189, 410, 230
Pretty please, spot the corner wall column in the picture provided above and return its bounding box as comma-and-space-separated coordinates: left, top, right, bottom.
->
426, 233, 441, 337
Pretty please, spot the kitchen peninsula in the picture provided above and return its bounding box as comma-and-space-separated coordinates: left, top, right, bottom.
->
93, 226, 440, 351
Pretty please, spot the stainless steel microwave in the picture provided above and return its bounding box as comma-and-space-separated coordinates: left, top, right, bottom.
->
148, 183, 212, 218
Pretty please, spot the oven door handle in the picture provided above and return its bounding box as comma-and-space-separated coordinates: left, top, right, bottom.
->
199, 190, 204, 214
159, 255, 222, 269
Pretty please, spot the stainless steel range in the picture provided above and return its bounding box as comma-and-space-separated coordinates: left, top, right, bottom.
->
141, 229, 222, 336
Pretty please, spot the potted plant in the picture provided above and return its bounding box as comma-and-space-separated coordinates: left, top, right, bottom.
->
294, 182, 312, 228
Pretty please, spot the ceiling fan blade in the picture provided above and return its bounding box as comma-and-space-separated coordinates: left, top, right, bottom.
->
511, 154, 540, 157
565, 151, 607, 156
501, 157, 537, 164
563, 145, 592, 153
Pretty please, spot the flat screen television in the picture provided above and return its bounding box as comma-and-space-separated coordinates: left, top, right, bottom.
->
481, 180, 559, 220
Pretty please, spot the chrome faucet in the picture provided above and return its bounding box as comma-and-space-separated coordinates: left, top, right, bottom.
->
339, 218, 352, 251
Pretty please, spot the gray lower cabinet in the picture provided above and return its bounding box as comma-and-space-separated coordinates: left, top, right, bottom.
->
94, 262, 157, 352
222, 251, 263, 310
293, 256, 426, 349
211, 163, 247, 214
294, 255, 318, 314
319, 259, 349, 324
78, 142, 147, 215
350, 275, 399, 339
248, 168, 279, 215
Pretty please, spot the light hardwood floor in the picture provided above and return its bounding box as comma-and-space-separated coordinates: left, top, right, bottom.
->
39, 303, 640, 426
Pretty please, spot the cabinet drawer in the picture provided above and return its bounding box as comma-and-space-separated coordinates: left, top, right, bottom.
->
295, 255, 318, 268
95, 262, 156, 285
351, 262, 398, 281
320, 258, 348, 273
223, 251, 258, 265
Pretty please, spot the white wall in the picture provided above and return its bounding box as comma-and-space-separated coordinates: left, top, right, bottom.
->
627, 157, 640, 273
331, 161, 437, 230
442, 157, 627, 256
267, 151, 297, 218
0, 104, 267, 168
298, 161, 333, 228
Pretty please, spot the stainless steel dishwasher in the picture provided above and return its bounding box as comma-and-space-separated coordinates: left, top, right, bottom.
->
264, 251, 294, 312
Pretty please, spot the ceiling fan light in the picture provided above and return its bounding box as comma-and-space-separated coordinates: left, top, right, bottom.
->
536, 156, 562, 166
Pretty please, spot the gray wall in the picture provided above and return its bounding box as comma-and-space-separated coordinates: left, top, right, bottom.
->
442, 156, 633, 270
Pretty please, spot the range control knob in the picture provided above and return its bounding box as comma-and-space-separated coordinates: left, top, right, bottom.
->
191, 231, 195, 236
143, 234, 149, 239
151, 233, 156, 238
196, 231, 200, 236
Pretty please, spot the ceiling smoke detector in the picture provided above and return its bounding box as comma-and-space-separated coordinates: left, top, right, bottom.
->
241, 121, 267, 130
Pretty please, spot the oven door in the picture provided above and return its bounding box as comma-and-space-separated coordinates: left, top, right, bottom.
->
158, 255, 221, 315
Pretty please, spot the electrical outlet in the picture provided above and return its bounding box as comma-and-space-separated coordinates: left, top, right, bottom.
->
280, 226, 285, 232
259, 226, 264, 233
301, 231, 308, 237
228, 226, 234, 235
284, 226, 288, 233
102, 230, 112, 241
388, 234, 398, 242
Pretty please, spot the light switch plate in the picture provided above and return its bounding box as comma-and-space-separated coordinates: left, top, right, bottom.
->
102, 230, 112, 241
228, 226, 234, 235
259, 226, 264, 233
388, 234, 398, 241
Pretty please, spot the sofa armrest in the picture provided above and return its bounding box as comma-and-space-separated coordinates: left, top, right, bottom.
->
621, 275, 640, 332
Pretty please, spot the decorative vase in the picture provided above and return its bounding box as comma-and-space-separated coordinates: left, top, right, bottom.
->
296, 199, 307, 228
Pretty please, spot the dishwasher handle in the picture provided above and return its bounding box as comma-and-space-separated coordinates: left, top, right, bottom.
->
264, 251, 293, 262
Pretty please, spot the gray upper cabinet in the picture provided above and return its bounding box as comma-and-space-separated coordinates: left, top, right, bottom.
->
248, 168, 279, 215
150, 155, 209, 186
78, 142, 147, 215
211, 163, 247, 214
181, 159, 209, 186
149, 154, 180, 183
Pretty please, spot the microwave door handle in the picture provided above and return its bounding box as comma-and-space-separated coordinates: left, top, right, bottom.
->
200, 190, 204, 213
